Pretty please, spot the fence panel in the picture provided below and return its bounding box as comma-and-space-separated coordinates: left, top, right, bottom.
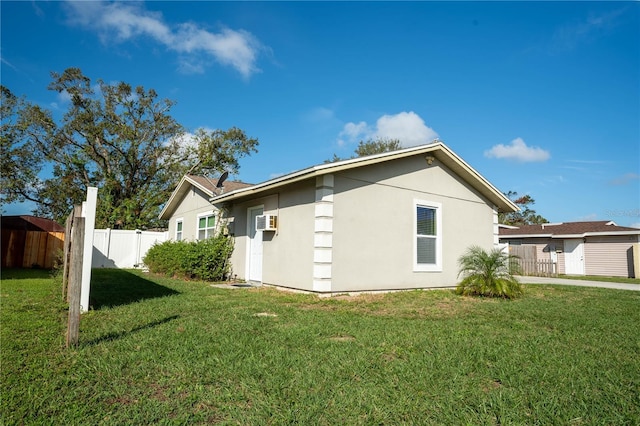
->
92, 229, 167, 268
1, 230, 64, 269
515, 258, 557, 277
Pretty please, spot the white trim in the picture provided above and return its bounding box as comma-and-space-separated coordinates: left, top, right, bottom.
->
313, 175, 334, 291
501, 230, 640, 239
159, 175, 215, 220
210, 142, 518, 213
175, 217, 184, 241
492, 206, 499, 246
414, 199, 443, 272
196, 210, 216, 240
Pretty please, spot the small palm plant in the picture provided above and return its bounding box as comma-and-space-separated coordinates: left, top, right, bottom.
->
455, 245, 523, 299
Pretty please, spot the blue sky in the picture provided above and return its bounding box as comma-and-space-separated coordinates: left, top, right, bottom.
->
2, 1, 639, 227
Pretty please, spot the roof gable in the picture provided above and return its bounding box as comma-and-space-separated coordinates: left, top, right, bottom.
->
210, 142, 518, 213
158, 175, 252, 220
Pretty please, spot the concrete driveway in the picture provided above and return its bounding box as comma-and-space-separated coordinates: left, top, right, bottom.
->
516, 276, 640, 291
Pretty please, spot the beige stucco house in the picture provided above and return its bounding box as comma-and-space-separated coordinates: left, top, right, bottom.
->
159, 175, 252, 242
162, 142, 516, 293
499, 221, 640, 278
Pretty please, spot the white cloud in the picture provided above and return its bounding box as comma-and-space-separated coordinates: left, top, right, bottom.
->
338, 111, 438, 148
552, 8, 626, 51
484, 138, 550, 162
630, 222, 640, 229
338, 121, 370, 146
63, 1, 262, 78
608, 172, 640, 186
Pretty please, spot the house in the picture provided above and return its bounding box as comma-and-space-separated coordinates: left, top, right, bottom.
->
158, 175, 253, 241
499, 221, 640, 278
173, 141, 516, 294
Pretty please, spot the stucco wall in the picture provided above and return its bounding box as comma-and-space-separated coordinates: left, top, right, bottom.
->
167, 186, 218, 241
330, 155, 495, 291
224, 181, 316, 289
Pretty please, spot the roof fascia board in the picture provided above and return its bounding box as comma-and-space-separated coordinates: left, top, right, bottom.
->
501, 230, 640, 239
499, 233, 553, 239
159, 175, 214, 220
210, 142, 518, 212
210, 144, 439, 203
431, 143, 518, 212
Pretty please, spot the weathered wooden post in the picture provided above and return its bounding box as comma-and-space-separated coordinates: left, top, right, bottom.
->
62, 205, 82, 301
66, 216, 85, 348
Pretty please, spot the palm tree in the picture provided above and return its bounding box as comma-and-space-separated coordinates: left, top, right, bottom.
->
456, 246, 523, 299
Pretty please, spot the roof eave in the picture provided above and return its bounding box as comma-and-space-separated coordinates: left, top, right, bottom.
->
159, 175, 214, 220
211, 142, 518, 212
499, 230, 640, 239
499, 233, 553, 239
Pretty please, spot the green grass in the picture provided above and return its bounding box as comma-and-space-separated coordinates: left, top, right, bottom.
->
2, 269, 639, 425
557, 274, 640, 284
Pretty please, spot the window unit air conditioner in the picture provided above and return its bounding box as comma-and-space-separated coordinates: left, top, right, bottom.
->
256, 214, 277, 231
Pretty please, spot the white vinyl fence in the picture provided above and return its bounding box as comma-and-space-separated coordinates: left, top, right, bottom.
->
92, 229, 168, 269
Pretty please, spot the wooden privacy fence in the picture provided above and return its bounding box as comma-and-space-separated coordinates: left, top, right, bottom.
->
1, 230, 65, 269
516, 259, 557, 277
509, 244, 558, 277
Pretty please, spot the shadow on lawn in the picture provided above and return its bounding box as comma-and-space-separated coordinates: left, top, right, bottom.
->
83, 315, 180, 346
89, 269, 180, 310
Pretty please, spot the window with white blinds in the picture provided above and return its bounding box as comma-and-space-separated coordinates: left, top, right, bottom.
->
414, 201, 442, 271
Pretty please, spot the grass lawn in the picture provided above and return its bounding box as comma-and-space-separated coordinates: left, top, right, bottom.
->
2, 269, 639, 425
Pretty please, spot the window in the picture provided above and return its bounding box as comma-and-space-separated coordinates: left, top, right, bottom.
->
175, 219, 183, 241
414, 200, 442, 271
198, 213, 216, 240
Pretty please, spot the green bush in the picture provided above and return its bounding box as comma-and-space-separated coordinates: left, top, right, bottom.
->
143, 235, 233, 281
455, 245, 523, 299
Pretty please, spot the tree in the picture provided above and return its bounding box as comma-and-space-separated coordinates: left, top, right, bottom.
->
326, 137, 401, 163
455, 245, 523, 299
1, 86, 42, 209
353, 138, 401, 157
499, 191, 548, 226
2, 68, 258, 229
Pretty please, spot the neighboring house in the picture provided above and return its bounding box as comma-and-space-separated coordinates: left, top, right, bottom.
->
159, 175, 253, 242
194, 141, 517, 293
499, 221, 640, 278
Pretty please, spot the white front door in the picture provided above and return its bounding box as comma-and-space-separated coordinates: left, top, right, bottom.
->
247, 206, 264, 282
564, 239, 585, 275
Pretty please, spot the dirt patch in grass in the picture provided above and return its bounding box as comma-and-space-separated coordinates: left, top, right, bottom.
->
328, 335, 356, 342
481, 379, 503, 393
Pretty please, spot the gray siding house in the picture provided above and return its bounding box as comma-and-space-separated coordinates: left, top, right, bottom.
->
499, 221, 640, 278
171, 141, 516, 293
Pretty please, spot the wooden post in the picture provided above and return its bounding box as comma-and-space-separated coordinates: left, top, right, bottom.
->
62, 205, 82, 300
66, 217, 85, 348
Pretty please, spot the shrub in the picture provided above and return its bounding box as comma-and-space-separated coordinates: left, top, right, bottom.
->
455, 245, 523, 299
143, 235, 233, 281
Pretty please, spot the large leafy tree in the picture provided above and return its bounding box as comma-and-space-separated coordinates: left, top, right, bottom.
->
499, 191, 548, 226
326, 137, 401, 163
1, 87, 42, 208
1, 68, 258, 229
